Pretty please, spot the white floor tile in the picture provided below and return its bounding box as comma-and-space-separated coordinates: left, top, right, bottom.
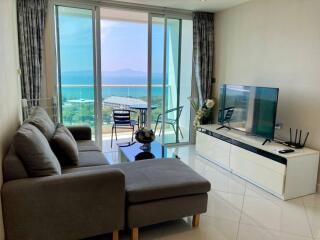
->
203, 164, 246, 195
185, 156, 209, 174
245, 181, 287, 203
304, 205, 320, 238
173, 146, 209, 174
160, 216, 238, 240
119, 225, 163, 240
301, 193, 320, 208
241, 195, 312, 237
205, 191, 243, 222
238, 224, 313, 240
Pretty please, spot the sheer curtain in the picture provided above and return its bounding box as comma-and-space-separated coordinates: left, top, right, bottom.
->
193, 12, 214, 106
17, 0, 48, 107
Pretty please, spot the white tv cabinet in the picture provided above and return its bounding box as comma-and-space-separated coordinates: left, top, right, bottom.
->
196, 124, 319, 200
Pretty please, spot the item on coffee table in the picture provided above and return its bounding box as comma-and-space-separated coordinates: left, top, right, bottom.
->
135, 127, 155, 150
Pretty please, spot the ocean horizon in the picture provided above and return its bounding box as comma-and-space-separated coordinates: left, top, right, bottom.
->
60, 69, 165, 101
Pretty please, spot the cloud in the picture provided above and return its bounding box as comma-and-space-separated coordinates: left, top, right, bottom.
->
100, 20, 119, 42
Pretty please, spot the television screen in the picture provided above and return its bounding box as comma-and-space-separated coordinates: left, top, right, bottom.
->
218, 84, 279, 139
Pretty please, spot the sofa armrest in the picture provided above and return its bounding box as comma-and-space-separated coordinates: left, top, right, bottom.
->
2, 168, 125, 240
67, 125, 92, 140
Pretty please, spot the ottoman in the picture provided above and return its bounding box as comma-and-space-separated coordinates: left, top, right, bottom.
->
112, 158, 211, 240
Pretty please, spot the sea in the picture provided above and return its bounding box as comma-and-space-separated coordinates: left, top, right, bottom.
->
60, 70, 164, 101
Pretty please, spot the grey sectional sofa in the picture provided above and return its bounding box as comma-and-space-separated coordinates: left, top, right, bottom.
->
2, 107, 210, 240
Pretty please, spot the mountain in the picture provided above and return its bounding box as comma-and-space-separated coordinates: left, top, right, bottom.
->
101, 68, 146, 77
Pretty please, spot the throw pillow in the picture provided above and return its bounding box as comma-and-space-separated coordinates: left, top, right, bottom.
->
26, 107, 56, 140
13, 123, 61, 177
51, 124, 79, 165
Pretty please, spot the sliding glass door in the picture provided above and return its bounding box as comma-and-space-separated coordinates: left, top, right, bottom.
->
54, 4, 193, 148
99, 8, 148, 151
149, 16, 165, 143
149, 15, 193, 144
165, 18, 181, 144
55, 5, 98, 140
179, 20, 193, 144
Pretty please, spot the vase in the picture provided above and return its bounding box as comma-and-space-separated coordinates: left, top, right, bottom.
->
135, 128, 155, 150
140, 143, 151, 151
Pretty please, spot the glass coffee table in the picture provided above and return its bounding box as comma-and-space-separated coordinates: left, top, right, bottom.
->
117, 141, 179, 162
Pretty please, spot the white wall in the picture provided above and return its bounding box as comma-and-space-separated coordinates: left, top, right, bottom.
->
215, 0, 320, 183
0, 0, 22, 238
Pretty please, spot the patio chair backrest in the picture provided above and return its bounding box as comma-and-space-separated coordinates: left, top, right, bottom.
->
165, 106, 183, 121
113, 109, 131, 125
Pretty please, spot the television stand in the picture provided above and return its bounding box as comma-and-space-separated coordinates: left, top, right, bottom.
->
196, 124, 319, 200
216, 125, 231, 130
262, 139, 271, 145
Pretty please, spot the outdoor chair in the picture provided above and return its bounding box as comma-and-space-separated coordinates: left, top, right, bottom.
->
154, 106, 184, 139
219, 107, 234, 125
111, 109, 139, 147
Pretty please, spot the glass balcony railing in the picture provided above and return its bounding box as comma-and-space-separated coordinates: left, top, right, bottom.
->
60, 82, 191, 145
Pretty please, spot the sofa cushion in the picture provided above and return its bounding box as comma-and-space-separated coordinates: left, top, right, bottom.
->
51, 124, 79, 165
77, 140, 100, 152
110, 158, 211, 203
62, 151, 108, 171
13, 123, 61, 177
77, 151, 108, 167
62, 165, 110, 174
26, 107, 56, 140
63, 125, 77, 145
3, 145, 28, 182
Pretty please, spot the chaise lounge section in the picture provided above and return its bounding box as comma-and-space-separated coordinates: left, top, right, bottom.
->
109, 158, 210, 240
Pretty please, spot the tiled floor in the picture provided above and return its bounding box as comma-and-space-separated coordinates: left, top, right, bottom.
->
97, 144, 320, 240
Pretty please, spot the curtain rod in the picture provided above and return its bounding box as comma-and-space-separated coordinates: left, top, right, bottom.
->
52, 0, 193, 18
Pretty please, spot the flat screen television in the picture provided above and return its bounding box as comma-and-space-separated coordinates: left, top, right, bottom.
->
218, 84, 279, 140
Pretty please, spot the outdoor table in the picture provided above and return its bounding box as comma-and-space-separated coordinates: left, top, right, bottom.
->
129, 104, 157, 127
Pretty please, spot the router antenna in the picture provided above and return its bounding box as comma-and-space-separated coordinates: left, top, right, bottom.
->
303, 132, 310, 147
289, 128, 292, 143
298, 130, 302, 145
294, 129, 298, 144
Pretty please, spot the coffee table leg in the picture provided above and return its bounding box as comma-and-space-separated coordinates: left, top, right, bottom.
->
131, 228, 139, 240
142, 109, 146, 127
139, 109, 146, 127
112, 230, 119, 240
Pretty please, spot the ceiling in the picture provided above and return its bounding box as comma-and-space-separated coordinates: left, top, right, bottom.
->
108, 0, 251, 12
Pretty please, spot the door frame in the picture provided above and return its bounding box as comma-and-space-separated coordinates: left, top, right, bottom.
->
148, 14, 187, 145
147, 13, 167, 145
52, 1, 103, 148
50, 1, 192, 148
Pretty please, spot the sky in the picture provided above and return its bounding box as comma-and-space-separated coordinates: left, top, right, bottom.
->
58, 7, 165, 74
100, 20, 148, 73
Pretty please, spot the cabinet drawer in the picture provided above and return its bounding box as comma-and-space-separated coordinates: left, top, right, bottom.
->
230, 145, 286, 195
196, 131, 231, 169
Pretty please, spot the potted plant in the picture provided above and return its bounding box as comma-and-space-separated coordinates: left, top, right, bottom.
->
189, 97, 215, 128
